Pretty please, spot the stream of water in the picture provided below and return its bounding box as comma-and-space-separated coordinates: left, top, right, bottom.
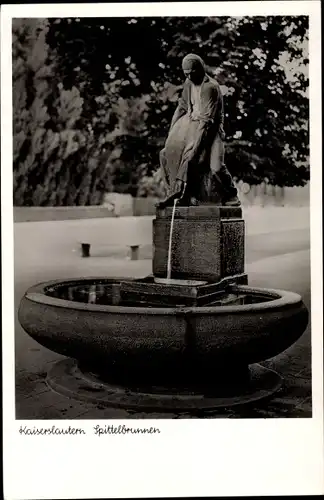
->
166, 198, 178, 280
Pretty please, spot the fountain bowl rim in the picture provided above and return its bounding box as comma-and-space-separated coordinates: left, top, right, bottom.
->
21, 277, 305, 315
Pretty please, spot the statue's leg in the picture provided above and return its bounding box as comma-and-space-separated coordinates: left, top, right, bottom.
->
210, 136, 240, 206
155, 180, 186, 209
156, 118, 191, 208
181, 161, 200, 205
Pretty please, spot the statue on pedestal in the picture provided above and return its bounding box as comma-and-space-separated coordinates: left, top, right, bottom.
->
157, 53, 240, 209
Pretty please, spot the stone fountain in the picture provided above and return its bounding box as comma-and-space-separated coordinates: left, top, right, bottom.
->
18, 203, 308, 412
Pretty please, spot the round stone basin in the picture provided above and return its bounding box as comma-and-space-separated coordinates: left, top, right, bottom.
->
18, 277, 309, 387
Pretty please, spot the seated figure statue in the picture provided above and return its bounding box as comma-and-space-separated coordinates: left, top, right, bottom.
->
157, 53, 240, 209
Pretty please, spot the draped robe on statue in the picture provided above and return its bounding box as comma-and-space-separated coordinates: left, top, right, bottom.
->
160, 73, 236, 204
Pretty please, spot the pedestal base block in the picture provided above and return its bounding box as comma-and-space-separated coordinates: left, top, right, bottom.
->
153, 205, 245, 282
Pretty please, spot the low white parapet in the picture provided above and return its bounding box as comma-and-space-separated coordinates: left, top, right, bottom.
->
14, 184, 310, 223
14, 205, 116, 223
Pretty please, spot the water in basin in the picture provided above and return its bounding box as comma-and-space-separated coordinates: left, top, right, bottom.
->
44, 279, 278, 307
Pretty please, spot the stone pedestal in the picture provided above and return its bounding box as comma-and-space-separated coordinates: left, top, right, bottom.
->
153, 205, 247, 283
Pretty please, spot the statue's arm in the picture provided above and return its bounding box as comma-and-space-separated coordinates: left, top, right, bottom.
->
189, 84, 221, 161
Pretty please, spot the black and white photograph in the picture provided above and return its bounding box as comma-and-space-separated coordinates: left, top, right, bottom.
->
1, 1, 323, 498
12, 11, 312, 420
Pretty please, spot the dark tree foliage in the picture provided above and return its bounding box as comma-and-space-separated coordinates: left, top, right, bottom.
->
13, 16, 309, 206
46, 15, 310, 187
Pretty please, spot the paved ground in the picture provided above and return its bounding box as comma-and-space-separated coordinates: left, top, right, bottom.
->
14, 208, 311, 419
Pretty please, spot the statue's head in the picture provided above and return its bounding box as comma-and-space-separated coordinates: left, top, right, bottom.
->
182, 54, 205, 84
